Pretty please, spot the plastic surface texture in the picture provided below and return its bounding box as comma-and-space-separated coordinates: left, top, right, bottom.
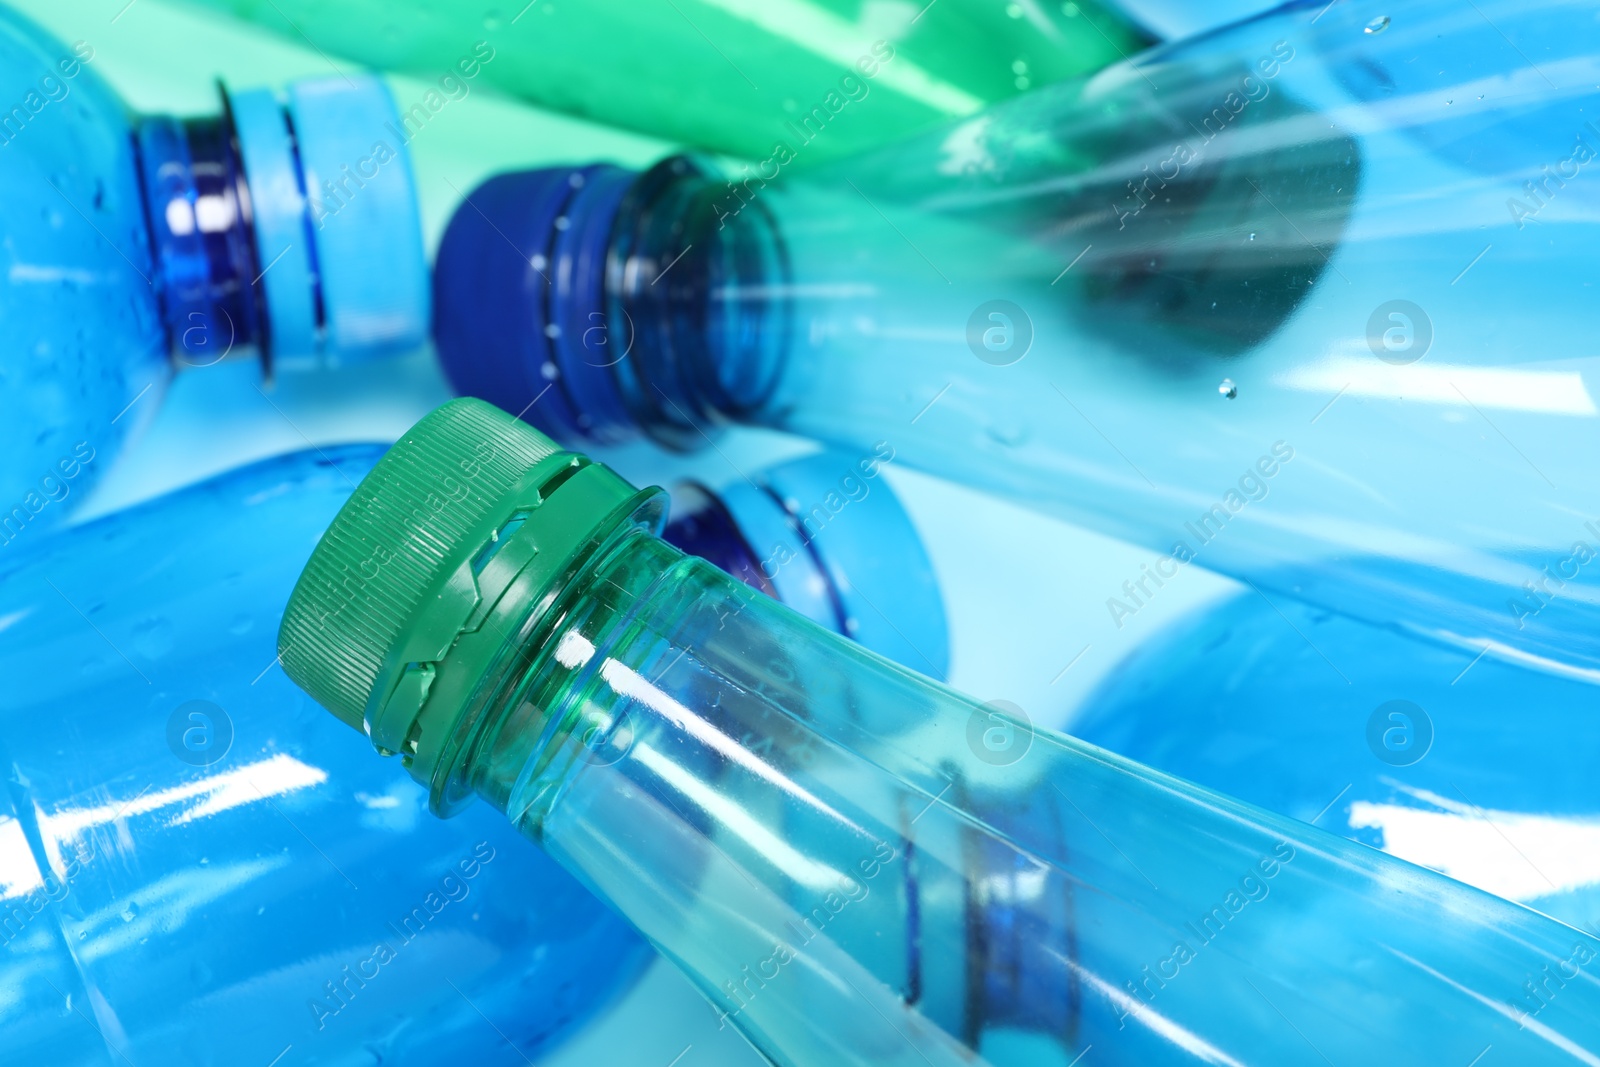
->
283, 76, 430, 366
0, 11, 165, 540
180, 0, 1148, 161
0, 7, 426, 531
1071, 589, 1600, 934
0, 445, 649, 1066
286, 403, 1600, 1065
435, 0, 1600, 685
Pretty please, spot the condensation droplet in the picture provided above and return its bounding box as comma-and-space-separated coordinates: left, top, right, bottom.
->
1364, 15, 1390, 34
1218, 379, 1238, 400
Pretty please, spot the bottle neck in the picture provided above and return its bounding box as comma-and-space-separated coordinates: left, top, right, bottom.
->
454, 529, 691, 823
528, 157, 793, 450
135, 107, 269, 372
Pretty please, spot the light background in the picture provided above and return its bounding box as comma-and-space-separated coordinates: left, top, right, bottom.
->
17, 0, 1241, 1061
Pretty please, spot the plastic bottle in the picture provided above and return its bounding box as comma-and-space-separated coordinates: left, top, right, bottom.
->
0, 443, 647, 1066
0, 5, 428, 542
180, 0, 1147, 162
279, 399, 1600, 1067
0, 434, 940, 1064
664, 449, 948, 678
431, 0, 1600, 685
1068, 587, 1600, 937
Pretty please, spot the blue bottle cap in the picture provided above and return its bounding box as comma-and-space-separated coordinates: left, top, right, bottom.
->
433, 165, 640, 444
230, 75, 428, 369
716, 451, 950, 680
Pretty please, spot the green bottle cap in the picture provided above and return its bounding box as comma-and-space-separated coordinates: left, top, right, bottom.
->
278, 398, 665, 802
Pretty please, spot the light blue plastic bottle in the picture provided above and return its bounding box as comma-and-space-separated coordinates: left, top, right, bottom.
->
1070, 588, 1600, 937
0, 439, 946, 1065
432, 0, 1600, 685
279, 400, 1600, 1067
0, 5, 427, 544
0, 445, 648, 1066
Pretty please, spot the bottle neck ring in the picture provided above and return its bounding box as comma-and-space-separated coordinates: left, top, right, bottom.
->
135, 95, 269, 372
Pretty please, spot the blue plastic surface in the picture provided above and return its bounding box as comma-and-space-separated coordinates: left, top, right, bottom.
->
285, 76, 429, 366
229, 85, 319, 364
728, 452, 948, 679
0, 10, 166, 545
1070, 589, 1600, 934
433, 164, 637, 443
0, 446, 649, 1065
664, 449, 950, 679
0, 5, 426, 531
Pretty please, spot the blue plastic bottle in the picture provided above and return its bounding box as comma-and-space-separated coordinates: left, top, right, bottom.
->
279, 400, 1600, 1067
0, 439, 940, 1065
0, 445, 647, 1066
0, 5, 427, 544
1069, 588, 1600, 936
432, 0, 1600, 685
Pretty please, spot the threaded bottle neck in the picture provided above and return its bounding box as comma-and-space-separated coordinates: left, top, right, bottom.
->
607, 156, 793, 451
457, 530, 689, 826
135, 107, 267, 371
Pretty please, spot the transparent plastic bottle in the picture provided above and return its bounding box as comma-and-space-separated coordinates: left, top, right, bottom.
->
0, 436, 939, 1064
0, 444, 648, 1065
431, 0, 1600, 684
279, 399, 1600, 1067
1069, 587, 1600, 937
0, 5, 428, 539
182, 0, 1147, 162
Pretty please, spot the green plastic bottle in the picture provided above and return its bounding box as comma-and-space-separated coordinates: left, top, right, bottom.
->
278, 399, 1600, 1067
180, 0, 1148, 160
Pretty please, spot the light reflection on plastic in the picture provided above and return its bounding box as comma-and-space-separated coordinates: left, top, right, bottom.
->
0, 754, 330, 900
1349, 782, 1600, 904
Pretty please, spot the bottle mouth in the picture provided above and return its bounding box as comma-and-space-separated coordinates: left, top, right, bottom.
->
434, 156, 792, 452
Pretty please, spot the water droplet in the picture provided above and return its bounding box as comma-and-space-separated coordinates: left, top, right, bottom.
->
1014, 76, 1030, 90
1006, 2, 1023, 17
1248, 232, 1257, 241
1011, 59, 1029, 74
1364, 15, 1390, 34
1218, 379, 1238, 399
483, 9, 503, 31
120, 902, 140, 922
553, 215, 571, 231
1061, 0, 1080, 14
